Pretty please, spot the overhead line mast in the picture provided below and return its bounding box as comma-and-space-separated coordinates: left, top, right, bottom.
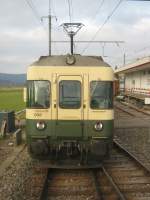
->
41, 0, 57, 56
49, 0, 51, 56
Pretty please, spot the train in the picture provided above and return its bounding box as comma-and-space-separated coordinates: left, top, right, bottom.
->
25, 54, 114, 167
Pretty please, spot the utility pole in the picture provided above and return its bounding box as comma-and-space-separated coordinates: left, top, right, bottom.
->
48, 0, 51, 56
41, 0, 56, 56
123, 53, 126, 66
48, 15, 51, 56
102, 43, 108, 58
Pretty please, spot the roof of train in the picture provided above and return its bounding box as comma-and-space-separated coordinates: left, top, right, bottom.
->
30, 54, 111, 67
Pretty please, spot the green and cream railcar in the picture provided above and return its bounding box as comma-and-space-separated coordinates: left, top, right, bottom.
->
26, 55, 114, 166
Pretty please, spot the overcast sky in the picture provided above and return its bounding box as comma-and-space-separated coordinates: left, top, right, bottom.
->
0, 0, 150, 73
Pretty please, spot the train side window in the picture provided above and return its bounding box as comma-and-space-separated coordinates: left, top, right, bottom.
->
90, 81, 113, 109
27, 80, 50, 108
59, 80, 81, 109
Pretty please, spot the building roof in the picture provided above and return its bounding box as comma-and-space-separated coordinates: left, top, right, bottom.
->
31, 54, 111, 67
115, 56, 150, 74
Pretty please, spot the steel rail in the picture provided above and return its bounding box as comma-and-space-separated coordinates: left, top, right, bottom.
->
113, 139, 150, 174
114, 104, 135, 117
92, 170, 104, 200
119, 101, 150, 116
101, 166, 127, 200
40, 169, 49, 200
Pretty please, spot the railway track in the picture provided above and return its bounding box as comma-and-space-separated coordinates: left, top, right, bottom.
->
115, 105, 135, 118
114, 138, 150, 171
39, 168, 125, 200
103, 140, 150, 200
115, 101, 150, 118
27, 140, 150, 200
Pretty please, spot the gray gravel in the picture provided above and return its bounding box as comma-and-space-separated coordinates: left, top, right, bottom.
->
114, 127, 150, 168
0, 148, 33, 200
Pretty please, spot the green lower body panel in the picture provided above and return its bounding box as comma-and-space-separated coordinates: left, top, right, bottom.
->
26, 119, 113, 165
26, 119, 113, 138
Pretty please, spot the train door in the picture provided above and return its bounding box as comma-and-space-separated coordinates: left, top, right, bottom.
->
56, 75, 83, 138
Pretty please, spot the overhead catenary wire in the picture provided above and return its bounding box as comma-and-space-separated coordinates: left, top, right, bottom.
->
93, 0, 105, 20
25, 0, 59, 54
118, 43, 150, 65
24, 0, 47, 30
76, 0, 105, 50
81, 0, 124, 54
24, 0, 41, 24
133, 45, 150, 54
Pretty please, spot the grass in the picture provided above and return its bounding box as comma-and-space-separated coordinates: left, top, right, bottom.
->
0, 87, 25, 111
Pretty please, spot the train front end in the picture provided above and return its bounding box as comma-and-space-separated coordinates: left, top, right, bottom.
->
26, 55, 114, 167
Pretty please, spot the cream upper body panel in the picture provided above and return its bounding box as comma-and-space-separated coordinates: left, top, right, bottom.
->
26, 65, 114, 120
27, 66, 114, 81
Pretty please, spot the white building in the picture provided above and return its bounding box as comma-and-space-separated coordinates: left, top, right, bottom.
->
115, 56, 150, 105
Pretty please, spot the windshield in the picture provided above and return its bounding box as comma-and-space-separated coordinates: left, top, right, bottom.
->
59, 80, 81, 109
90, 81, 113, 109
27, 81, 50, 108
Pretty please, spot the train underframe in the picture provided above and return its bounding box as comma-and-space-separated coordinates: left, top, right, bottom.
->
28, 137, 112, 168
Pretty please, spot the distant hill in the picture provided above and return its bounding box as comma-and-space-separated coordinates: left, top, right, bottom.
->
0, 73, 26, 86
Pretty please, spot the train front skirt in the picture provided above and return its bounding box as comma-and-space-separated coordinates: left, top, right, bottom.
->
28, 138, 111, 169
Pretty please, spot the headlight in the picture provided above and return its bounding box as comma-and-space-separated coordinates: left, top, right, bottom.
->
36, 121, 46, 130
94, 121, 103, 131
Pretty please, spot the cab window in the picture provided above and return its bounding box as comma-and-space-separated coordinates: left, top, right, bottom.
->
59, 80, 81, 109
27, 81, 50, 108
90, 81, 113, 109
